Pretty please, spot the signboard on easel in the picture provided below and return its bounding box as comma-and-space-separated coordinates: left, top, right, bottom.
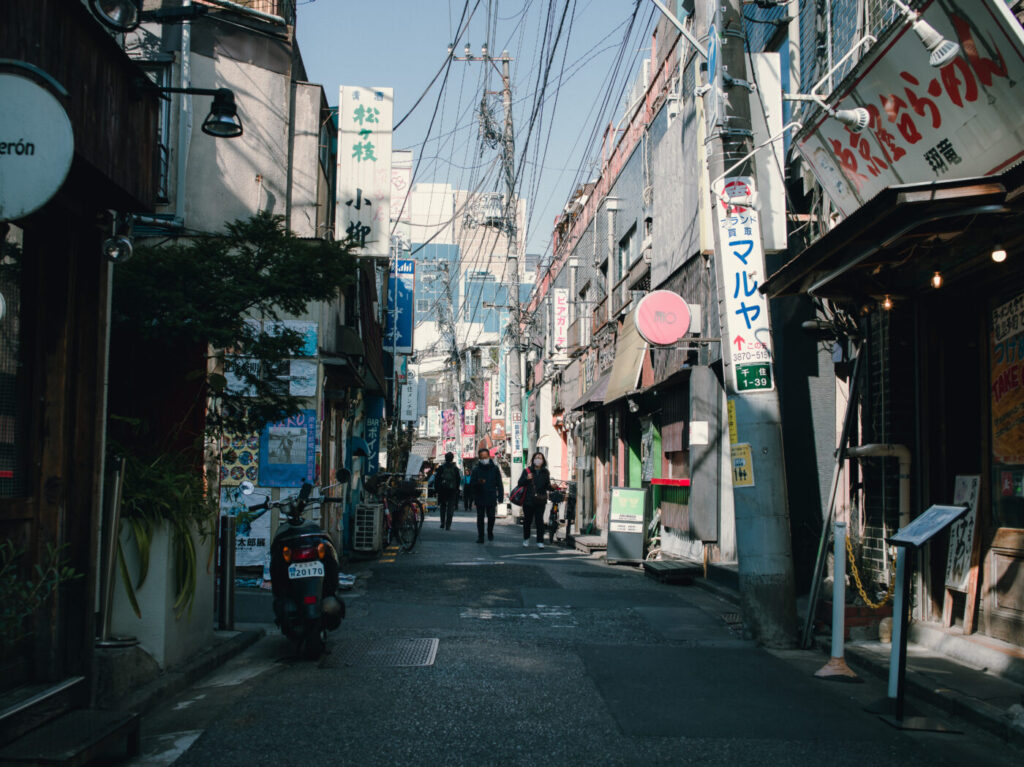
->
942, 475, 982, 631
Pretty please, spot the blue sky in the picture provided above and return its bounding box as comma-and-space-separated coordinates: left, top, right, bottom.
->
295, 0, 658, 258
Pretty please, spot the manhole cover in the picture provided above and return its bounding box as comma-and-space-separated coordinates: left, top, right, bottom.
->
336, 637, 439, 667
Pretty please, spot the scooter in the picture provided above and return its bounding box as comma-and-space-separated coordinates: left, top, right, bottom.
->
244, 481, 344, 659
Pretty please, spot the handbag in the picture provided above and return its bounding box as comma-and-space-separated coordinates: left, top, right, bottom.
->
510, 485, 527, 506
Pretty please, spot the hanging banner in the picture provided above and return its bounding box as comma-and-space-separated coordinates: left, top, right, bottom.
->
483, 379, 492, 424
491, 373, 504, 421
426, 405, 441, 437
400, 383, 417, 422
386, 259, 415, 354
553, 288, 570, 356
336, 86, 393, 253
259, 410, 317, 487
714, 177, 774, 395
365, 395, 384, 475
795, 0, 1024, 218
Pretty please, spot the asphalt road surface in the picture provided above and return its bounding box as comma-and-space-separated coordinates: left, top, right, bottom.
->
127, 511, 1021, 767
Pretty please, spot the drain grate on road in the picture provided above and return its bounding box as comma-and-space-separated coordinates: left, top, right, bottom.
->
336, 637, 439, 667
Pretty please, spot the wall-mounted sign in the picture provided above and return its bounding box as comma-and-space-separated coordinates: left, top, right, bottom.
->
400, 383, 417, 422
553, 288, 569, 355
634, 290, 692, 346
795, 0, 1024, 218
335, 86, 393, 253
259, 410, 317, 487
714, 177, 775, 394
0, 72, 74, 221
386, 259, 415, 354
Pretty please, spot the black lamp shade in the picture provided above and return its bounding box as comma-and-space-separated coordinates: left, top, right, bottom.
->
90, 0, 142, 32
202, 89, 243, 138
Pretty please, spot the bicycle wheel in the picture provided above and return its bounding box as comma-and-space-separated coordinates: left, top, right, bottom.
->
396, 501, 420, 552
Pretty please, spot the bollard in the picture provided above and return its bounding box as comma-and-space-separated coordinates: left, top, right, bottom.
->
815, 520, 858, 680
217, 515, 236, 630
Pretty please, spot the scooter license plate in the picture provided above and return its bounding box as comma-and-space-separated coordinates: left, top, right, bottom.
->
287, 562, 324, 579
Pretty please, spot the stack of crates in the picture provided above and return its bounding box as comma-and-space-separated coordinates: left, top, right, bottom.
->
353, 503, 383, 552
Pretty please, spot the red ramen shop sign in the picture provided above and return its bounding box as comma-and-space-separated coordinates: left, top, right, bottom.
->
634, 291, 692, 346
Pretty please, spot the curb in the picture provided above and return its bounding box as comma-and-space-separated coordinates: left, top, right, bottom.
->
689, 573, 742, 606
824, 638, 1024, 747
112, 629, 264, 716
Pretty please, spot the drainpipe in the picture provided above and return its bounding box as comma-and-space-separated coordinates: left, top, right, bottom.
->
846, 443, 911, 528
174, 0, 193, 225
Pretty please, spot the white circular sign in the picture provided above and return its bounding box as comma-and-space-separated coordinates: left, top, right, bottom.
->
0, 73, 74, 222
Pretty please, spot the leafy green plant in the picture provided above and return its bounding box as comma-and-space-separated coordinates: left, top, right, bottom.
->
116, 450, 217, 620
0, 541, 80, 649
111, 212, 358, 436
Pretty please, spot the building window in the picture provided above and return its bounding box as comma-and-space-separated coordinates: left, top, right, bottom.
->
141, 63, 172, 203
617, 225, 636, 283
416, 299, 430, 313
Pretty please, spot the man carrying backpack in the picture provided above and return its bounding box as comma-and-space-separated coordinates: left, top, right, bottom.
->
435, 452, 462, 531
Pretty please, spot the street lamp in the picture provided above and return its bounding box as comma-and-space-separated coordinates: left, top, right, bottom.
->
135, 81, 244, 138
90, 0, 208, 33
891, 0, 960, 67
783, 94, 870, 132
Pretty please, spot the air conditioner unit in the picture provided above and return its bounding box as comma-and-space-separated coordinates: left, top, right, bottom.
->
353, 503, 383, 552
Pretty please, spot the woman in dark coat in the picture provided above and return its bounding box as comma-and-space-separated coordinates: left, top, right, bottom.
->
517, 451, 553, 548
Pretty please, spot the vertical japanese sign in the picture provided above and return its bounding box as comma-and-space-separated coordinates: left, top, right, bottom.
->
259, 410, 317, 487
391, 149, 413, 246
511, 409, 523, 459
386, 259, 415, 354
796, 0, 1024, 217
336, 86, 393, 254
400, 384, 417, 422
463, 402, 477, 436
714, 177, 774, 394
426, 405, 440, 438
553, 288, 569, 356
364, 395, 384, 475
483, 379, 492, 424
491, 373, 505, 421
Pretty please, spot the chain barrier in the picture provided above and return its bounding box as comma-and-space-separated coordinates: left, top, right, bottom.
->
845, 535, 896, 609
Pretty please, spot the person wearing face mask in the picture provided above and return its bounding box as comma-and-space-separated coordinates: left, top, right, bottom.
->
517, 451, 553, 548
469, 447, 504, 543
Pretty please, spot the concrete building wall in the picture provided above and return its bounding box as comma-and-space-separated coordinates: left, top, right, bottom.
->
290, 81, 327, 238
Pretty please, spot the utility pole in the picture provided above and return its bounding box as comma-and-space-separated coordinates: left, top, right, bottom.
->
453, 43, 522, 469
657, 0, 797, 646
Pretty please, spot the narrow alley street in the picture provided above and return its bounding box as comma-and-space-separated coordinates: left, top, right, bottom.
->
131, 514, 1017, 767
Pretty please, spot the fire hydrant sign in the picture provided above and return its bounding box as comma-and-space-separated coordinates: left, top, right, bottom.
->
0, 73, 74, 221
714, 177, 774, 394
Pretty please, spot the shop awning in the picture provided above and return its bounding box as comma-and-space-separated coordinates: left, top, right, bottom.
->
761, 166, 1024, 300
604, 312, 648, 404
569, 371, 610, 411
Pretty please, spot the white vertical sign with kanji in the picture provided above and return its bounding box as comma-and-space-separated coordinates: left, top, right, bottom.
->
336, 86, 393, 256
714, 177, 774, 394
553, 288, 569, 358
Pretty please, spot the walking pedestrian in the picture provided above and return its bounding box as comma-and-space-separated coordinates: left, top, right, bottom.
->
517, 451, 553, 548
434, 452, 461, 530
469, 448, 504, 543
462, 467, 473, 511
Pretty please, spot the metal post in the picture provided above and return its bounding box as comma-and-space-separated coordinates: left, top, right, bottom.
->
814, 521, 858, 680
689, 0, 797, 648
96, 458, 137, 648
500, 51, 523, 469
217, 515, 236, 631
888, 546, 907, 701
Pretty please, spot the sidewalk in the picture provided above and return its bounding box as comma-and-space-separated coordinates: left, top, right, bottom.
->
682, 563, 1024, 745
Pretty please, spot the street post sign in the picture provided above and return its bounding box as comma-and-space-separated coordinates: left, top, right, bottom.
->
714, 177, 774, 394
0, 72, 74, 221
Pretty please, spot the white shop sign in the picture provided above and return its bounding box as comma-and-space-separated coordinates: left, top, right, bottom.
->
796, 0, 1024, 217
0, 73, 74, 221
713, 177, 775, 394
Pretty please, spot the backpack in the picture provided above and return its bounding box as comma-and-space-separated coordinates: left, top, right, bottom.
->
436, 463, 460, 491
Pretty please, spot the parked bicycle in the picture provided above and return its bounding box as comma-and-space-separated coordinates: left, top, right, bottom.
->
645, 509, 663, 561
364, 473, 423, 553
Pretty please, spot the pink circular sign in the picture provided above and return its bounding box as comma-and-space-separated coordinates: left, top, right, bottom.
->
635, 290, 691, 346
